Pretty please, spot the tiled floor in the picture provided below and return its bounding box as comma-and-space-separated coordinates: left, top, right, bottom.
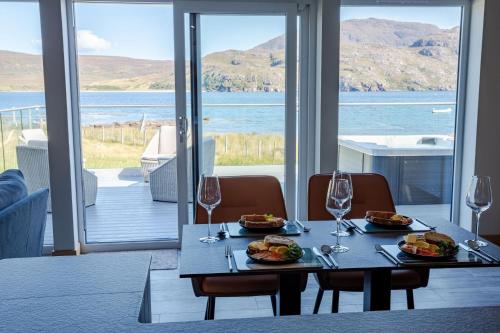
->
150, 264, 500, 323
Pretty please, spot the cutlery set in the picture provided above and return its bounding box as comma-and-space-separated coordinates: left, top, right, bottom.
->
459, 243, 499, 263
342, 220, 363, 234
374, 244, 400, 265
313, 247, 337, 268
225, 244, 233, 272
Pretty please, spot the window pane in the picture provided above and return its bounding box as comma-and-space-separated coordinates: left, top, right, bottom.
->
74, 3, 179, 243
338, 7, 462, 221
199, 15, 287, 186
0, 2, 53, 246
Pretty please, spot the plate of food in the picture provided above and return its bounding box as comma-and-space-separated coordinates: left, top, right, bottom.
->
247, 235, 303, 264
399, 231, 459, 259
366, 210, 413, 228
239, 214, 286, 231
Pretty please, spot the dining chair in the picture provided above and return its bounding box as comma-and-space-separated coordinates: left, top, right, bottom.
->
193, 175, 305, 320
308, 173, 430, 313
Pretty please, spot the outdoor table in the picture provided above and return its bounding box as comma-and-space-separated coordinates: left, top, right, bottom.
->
179, 219, 500, 316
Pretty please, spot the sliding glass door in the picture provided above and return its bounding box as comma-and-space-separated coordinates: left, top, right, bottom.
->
174, 2, 298, 222
0, 1, 53, 247
73, 1, 186, 247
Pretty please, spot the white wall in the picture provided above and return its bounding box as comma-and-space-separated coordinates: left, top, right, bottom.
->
460, 0, 500, 236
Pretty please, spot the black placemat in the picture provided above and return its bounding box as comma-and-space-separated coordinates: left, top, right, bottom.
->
226, 221, 301, 238
234, 248, 323, 271
381, 245, 486, 266
350, 218, 431, 233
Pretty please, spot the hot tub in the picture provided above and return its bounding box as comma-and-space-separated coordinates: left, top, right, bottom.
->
338, 135, 454, 205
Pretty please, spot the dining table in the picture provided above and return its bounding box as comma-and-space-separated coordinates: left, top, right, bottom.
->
179, 218, 500, 316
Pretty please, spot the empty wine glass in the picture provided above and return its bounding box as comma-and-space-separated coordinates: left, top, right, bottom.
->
198, 174, 221, 243
326, 178, 351, 253
465, 175, 492, 247
331, 171, 353, 237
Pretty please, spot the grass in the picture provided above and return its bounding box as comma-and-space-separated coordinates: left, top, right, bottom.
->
1, 125, 285, 171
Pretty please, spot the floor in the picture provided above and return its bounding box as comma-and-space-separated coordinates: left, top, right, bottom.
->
150, 264, 500, 323
43, 166, 452, 245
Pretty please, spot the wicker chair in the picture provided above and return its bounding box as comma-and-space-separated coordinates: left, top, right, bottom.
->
140, 125, 178, 181
19, 129, 47, 145
149, 138, 215, 202
16, 145, 98, 212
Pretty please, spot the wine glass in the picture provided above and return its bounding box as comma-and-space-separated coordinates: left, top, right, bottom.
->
326, 178, 351, 253
331, 171, 353, 237
465, 175, 492, 247
198, 174, 221, 243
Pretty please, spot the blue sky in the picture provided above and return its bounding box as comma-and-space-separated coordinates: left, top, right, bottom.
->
0, 3, 461, 60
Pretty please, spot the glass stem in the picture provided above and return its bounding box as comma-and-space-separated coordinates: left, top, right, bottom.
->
475, 211, 481, 242
336, 217, 341, 246
207, 209, 212, 238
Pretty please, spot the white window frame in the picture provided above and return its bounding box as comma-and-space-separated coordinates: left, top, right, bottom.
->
173, 0, 302, 226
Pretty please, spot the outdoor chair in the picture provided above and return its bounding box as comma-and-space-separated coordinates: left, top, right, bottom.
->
308, 173, 430, 313
19, 128, 47, 145
16, 145, 98, 212
149, 138, 215, 202
140, 125, 179, 181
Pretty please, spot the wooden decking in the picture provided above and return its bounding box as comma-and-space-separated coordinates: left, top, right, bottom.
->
45, 168, 180, 244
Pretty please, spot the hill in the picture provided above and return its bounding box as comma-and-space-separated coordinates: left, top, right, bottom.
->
0, 18, 459, 92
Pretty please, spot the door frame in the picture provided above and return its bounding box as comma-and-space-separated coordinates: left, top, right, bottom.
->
173, 0, 299, 233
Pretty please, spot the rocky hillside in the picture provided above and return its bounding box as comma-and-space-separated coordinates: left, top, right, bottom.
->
339, 18, 459, 91
0, 18, 459, 92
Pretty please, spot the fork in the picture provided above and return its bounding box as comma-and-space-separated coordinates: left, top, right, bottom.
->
345, 220, 364, 234
225, 244, 233, 272
415, 218, 437, 230
374, 244, 399, 265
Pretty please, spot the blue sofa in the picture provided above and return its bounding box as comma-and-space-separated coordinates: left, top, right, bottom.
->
0, 169, 49, 259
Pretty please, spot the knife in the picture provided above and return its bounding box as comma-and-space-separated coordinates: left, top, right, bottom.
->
313, 247, 334, 268
459, 243, 494, 263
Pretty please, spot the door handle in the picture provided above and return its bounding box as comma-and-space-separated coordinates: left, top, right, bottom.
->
178, 116, 188, 143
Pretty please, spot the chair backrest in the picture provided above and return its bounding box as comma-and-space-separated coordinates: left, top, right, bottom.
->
0, 188, 49, 259
142, 130, 160, 159
16, 145, 50, 195
158, 125, 177, 155
195, 175, 287, 224
308, 173, 395, 220
20, 129, 47, 144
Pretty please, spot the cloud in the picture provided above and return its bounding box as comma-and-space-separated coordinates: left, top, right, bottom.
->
77, 30, 111, 52
31, 39, 42, 46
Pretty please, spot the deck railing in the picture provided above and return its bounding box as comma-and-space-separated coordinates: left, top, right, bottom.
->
0, 101, 456, 170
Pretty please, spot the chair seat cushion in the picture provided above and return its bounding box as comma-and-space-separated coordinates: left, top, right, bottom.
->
199, 274, 279, 296
0, 169, 27, 211
315, 269, 425, 292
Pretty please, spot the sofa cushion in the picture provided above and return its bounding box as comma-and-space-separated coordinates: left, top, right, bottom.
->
0, 169, 28, 211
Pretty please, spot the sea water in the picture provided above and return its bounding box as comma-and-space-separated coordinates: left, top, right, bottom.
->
0, 91, 457, 135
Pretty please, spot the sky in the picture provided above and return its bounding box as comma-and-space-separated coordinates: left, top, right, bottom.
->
0, 3, 461, 60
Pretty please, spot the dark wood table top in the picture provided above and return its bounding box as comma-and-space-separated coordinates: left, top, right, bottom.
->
180, 219, 500, 277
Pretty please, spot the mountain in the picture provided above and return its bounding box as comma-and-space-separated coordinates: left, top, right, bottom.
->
339, 18, 459, 92
0, 18, 459, 92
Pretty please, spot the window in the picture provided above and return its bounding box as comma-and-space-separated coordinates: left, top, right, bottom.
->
73, 2, 179, 244
338, 5, 463, 221
0, 1, 53, 245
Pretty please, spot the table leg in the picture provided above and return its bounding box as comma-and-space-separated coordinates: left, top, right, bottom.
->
278, 272, 302, 316
363, 269, 391, 311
